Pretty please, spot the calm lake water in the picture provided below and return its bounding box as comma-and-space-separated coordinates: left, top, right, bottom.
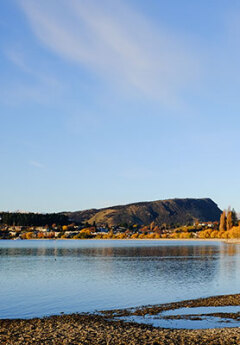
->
0, 240, 240, 319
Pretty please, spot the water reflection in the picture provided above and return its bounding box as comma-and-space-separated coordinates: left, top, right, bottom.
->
0, 240, 240, 319
0, 241, 231, 258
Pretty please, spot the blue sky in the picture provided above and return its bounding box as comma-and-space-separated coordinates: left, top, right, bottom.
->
1, 0, 240, 213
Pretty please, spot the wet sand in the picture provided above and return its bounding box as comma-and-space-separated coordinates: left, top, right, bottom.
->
1, 294, 240, 345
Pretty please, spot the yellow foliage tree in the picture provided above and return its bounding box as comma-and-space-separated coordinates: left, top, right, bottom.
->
226, 211, 233, 231
219, 211, 227, 231
26, 232, 34, 239
131, 233, 139, 239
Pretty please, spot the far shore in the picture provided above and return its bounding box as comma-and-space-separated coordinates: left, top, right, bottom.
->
2, 238, 226, 242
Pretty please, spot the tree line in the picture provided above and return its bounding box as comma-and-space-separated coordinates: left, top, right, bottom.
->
219, 208, 238, 231
0, 212, 69, 226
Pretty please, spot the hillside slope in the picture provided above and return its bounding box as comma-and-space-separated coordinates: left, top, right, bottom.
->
64, 198, 221, 227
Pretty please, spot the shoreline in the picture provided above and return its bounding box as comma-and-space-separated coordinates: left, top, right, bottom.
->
5, 238, 231, 241
5, 238, 240, 245
1, 294, 240, 345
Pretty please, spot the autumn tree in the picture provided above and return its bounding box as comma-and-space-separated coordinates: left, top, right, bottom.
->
37, 232, 45, 239
226, 210, 233, 231
26, 232, 34, 239
153, 225, 161, 233
150, 221, 155, 231
219, 211, 227, 231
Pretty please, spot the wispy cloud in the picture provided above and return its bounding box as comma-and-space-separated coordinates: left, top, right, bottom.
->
1, 45, 63, 106
29, 160, 45, 169
18, 0, 201, 107
5, 48, 61, 88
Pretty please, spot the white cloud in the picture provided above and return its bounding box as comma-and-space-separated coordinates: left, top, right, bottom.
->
18, 0, 201, 107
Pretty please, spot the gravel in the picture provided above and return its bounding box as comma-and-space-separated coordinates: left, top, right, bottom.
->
1, 294, 240, 345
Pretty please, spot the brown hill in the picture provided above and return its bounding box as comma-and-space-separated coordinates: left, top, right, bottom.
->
64, 198, 221, 227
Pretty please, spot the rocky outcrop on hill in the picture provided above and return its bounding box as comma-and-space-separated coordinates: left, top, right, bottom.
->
64, 198, 221, 227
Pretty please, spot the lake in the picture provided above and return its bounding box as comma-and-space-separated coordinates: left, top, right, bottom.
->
0, 239, 240, 319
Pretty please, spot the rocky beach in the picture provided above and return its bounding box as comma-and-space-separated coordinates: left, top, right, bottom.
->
1, 294, 240, 345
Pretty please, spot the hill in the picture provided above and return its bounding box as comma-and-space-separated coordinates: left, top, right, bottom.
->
64, 198, 221, 227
